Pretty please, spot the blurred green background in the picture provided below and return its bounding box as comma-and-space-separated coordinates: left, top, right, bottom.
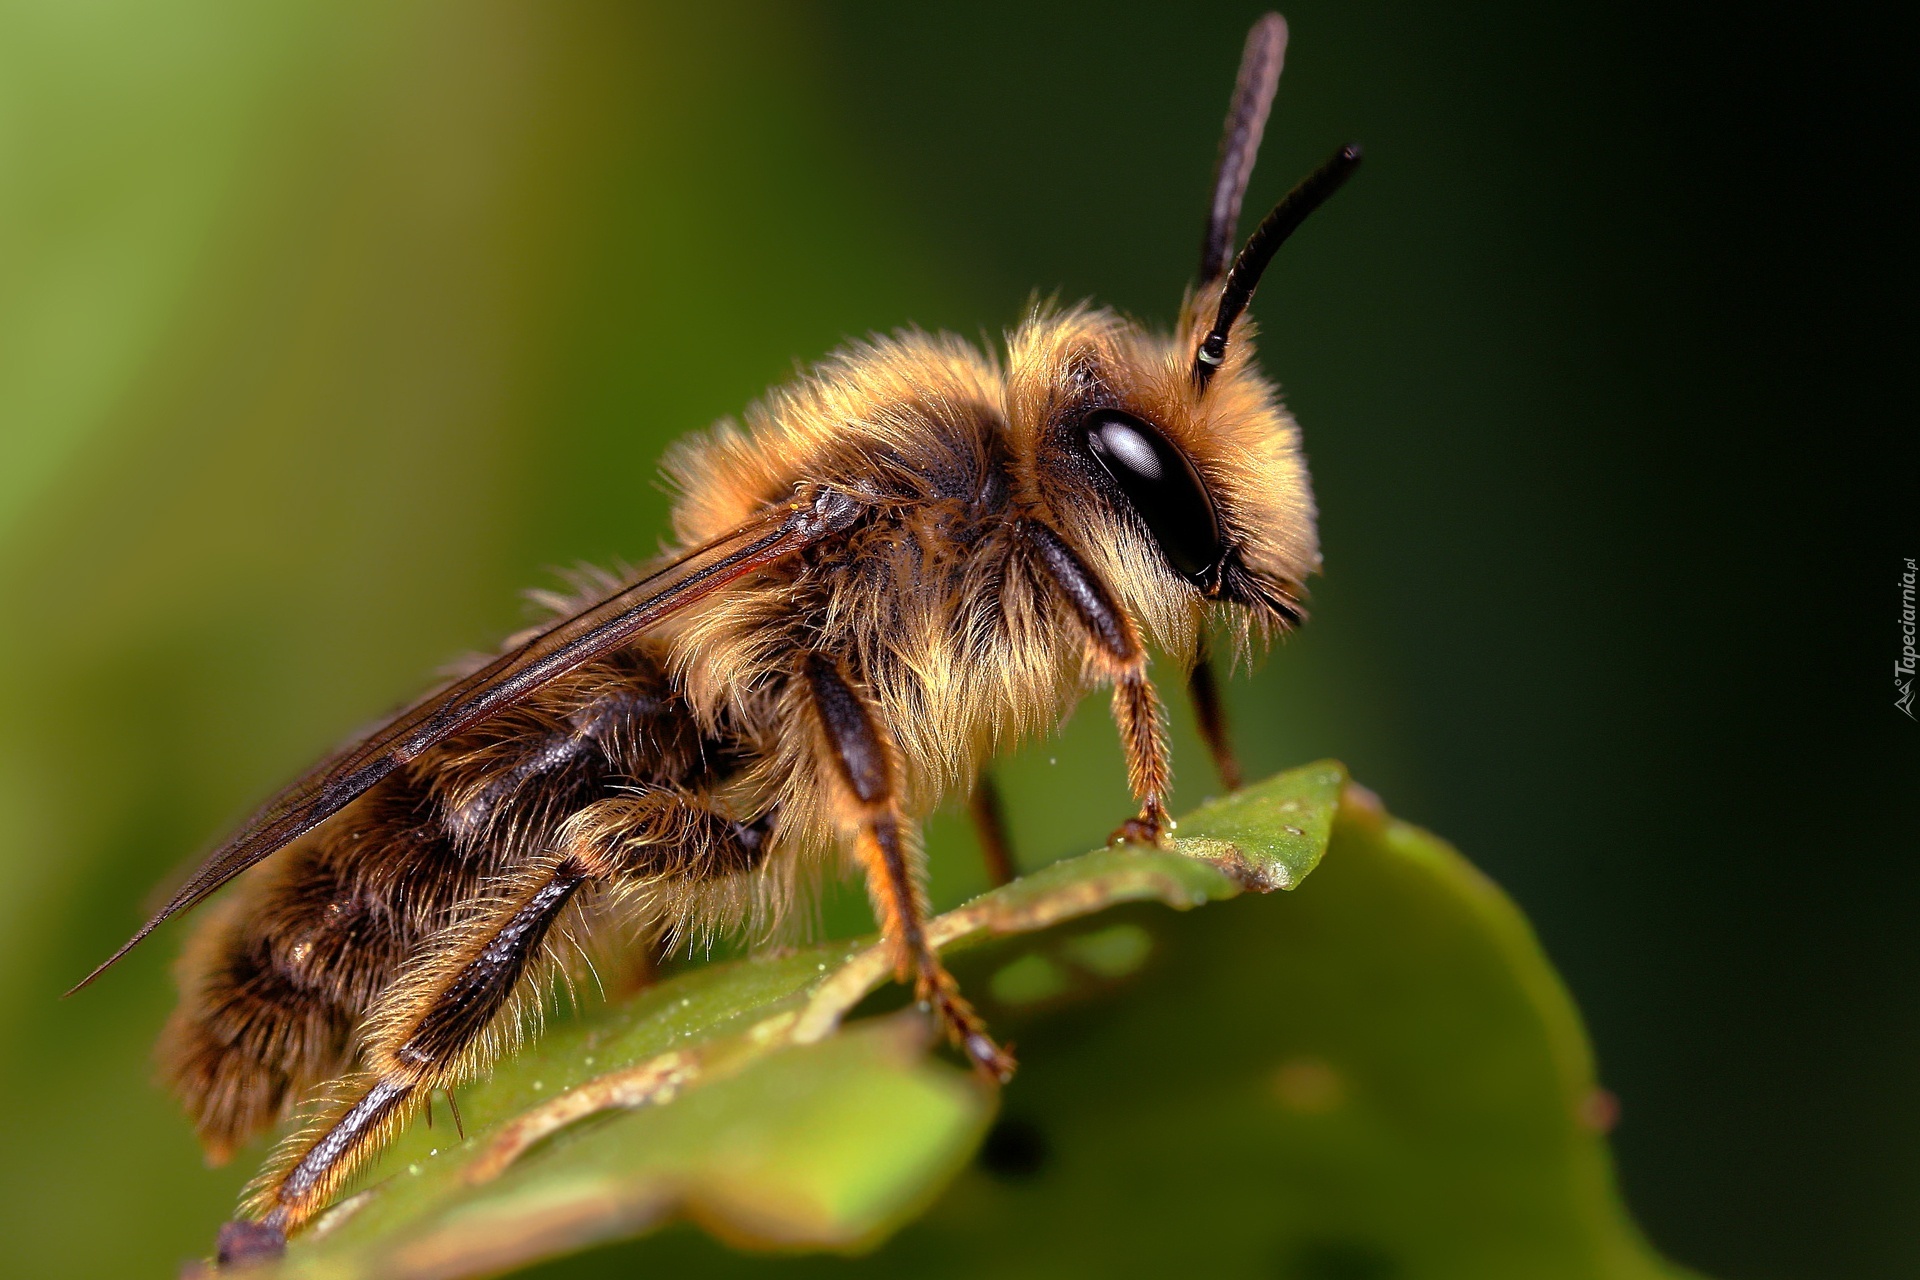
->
0, 1, 1909, 1276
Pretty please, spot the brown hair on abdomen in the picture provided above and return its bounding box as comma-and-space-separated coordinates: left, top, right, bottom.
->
158, 774, 488, 1161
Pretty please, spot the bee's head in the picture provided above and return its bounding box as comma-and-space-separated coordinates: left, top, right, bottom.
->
1007, 301, 1315, 665
1006, 12, 1358, 664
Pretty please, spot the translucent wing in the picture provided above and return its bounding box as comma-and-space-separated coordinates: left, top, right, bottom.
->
71, 488, 863, 992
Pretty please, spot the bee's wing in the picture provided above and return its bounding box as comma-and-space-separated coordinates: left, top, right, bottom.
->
71, 489, 863, 993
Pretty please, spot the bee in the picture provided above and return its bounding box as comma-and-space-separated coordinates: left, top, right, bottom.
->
73, 12, 1357, 1264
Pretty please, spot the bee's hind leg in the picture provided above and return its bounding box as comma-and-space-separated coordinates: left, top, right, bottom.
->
245, 857, 595, 1241
234, 792, 771, 1245
803, 652, 1015, 1083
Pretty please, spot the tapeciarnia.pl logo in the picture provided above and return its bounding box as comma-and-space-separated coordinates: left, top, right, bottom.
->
1898, 557, 1917, 719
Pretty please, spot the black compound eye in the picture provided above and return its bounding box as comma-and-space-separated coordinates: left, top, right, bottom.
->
1080, 409, 1223, 582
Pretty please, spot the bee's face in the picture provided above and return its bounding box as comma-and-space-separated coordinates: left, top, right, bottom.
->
1007, 300, 1319, 659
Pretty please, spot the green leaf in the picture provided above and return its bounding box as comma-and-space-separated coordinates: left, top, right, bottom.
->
253, 762, 1693, 1280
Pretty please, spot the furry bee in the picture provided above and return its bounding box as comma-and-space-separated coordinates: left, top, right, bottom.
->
75, 12, 1357, 1262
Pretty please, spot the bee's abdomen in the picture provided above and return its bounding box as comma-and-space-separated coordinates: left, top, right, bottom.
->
159, 644, 708, 1160
158, 774, 485, 1160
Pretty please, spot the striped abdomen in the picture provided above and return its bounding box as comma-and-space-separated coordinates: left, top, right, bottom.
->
158, 643, 706, 1160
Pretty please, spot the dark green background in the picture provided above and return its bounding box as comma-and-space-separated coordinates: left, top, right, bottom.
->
0, 2, 1908, 1276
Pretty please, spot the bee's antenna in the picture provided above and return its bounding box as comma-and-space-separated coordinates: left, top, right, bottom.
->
1193, 142, 1362, 391
1200, 13, 1289, 284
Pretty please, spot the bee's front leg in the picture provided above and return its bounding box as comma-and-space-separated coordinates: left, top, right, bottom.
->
1108, 666, 1172, 846
1019, 521, 1173, 846
802, 652, 1016, 1083
1187, 638, 1244, 793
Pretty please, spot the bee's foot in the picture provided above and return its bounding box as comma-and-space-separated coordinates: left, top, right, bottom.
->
964, 1031, 1019, 1084
920, 968, 1017, 1084
1107, 809, 1168, 848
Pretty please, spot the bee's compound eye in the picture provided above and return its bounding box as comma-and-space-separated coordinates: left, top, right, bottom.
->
1080, 410, 1223, 582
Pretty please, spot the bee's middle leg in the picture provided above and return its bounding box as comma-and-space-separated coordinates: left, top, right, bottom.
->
966, 772, 1018, 888
803, 652, 1015, 1082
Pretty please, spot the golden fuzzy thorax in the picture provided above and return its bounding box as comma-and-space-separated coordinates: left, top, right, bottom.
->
663, 299, 1316, 850
161, 299, 1317, 1232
